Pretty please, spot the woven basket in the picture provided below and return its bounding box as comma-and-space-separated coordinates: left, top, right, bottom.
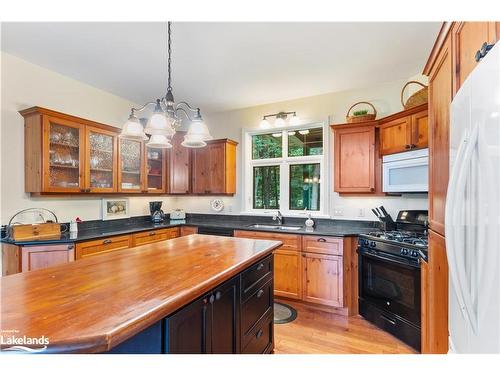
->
401, 81, 428, 109
346, 101, 377, 123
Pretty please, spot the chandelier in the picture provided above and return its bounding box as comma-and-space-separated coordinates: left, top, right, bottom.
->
120, 22, 212, 148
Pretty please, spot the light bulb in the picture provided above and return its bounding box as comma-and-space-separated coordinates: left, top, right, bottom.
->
289, 113, 300, 126
120, 113, 148, 140
259, 118, 271, 129
274, 117, 286, 127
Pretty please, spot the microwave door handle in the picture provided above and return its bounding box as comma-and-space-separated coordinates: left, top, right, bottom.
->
445, 126, 475, 332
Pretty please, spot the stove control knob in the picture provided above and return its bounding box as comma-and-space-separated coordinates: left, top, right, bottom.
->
401, 248, 409, 255
370, 241, 376, 248
411, 250, 418, 257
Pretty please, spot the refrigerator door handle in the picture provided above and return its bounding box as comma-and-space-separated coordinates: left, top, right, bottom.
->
446, 123, 480, 334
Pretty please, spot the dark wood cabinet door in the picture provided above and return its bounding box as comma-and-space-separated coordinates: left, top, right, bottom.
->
452, 22, 498, 93
428, 34, 452, 235
168, 132, 191, 194
334, 125, 375, 193
191, 146, 210, 194
167, 294, 211, 354
410, 110, 429, 150
379, 116, 412, 155
211, 276, 240, 354
208, 142, 226, 194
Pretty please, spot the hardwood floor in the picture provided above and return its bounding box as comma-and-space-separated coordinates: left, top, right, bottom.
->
274, 300, 417, 354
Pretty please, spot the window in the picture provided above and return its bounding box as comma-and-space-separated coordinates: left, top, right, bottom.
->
245, 124, 325, 215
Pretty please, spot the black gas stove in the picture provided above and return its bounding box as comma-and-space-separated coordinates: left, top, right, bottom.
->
358, 210, 428, 352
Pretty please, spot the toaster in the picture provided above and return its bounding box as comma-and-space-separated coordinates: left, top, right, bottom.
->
170, 209, 186, 220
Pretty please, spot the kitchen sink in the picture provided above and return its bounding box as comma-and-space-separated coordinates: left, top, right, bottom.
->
247, 224, 303, 231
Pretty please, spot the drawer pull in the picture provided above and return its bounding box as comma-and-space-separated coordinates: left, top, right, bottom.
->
215, 291, 222, 300
256, 329, 264, 339
103, 239, 112, 244
149, 231, 156, 236
381, 314, 396, 326
256, 263, 265, 271
317, 238, 327, 242
256, 289, 264, 298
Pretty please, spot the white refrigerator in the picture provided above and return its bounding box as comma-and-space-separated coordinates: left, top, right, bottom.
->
446, 42, 500, 353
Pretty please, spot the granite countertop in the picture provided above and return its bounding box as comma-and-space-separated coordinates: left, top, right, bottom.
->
1, 214, 378, 246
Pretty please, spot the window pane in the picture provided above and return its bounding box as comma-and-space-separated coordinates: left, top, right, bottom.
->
252, 133, 282, 159
253, 165, 280, 209
289, 163, 320, 211
288, 127, 323, 157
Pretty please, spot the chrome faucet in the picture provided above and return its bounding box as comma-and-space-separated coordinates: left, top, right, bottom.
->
272, 211, 283, 225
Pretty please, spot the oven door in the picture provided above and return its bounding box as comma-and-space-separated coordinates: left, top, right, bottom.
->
359, 249, 421, 326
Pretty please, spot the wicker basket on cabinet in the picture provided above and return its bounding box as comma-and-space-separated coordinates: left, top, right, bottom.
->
401, 81, 428, 109
345, 101, 377, 123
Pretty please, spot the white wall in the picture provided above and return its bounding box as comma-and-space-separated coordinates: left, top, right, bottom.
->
0, 52, 177, 224
1, 51, 428, 224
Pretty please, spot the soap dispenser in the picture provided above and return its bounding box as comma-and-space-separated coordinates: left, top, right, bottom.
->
305, 213, 315, 229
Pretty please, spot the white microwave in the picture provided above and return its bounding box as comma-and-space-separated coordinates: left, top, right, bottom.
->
382, 148, 429, 193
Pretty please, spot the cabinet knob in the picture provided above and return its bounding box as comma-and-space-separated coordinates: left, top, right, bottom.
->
215, 291, 222, 300
256, 329, 264, 339
80, 189, 86, 193
256, 289, 265, 298
209, 294, 215, 304
103, 239, 112, 244
149, 231, 156, 236
475, 42, 495, 62
411, 144, 417, 149
317, 238, 326, 243
405, 144, 411, 149
256, 262, 264, 271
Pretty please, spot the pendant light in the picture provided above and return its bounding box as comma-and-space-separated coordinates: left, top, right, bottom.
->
120, 22, 211, 148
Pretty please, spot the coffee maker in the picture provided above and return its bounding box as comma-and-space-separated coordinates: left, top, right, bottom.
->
149, 201, 165, 223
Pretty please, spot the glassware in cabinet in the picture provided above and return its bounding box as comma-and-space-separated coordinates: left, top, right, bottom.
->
146, 148, 166, 193
45, 117, 84, 192
86, 127, 118, 192
119, 138, 144, 192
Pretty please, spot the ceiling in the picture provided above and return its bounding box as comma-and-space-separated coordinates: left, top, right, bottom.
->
1, 22, 440, 112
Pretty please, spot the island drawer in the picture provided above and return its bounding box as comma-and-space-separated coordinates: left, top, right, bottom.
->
75, 235, 131, 259
241, 254, 273, 301
242, 310, 274, 354
302, 235, 343, 255
234, 230, 301, 251
132, 227, 180, 246
241, 278, 273, 336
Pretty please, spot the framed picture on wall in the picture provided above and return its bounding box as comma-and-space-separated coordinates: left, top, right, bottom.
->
102, 198, 130, 220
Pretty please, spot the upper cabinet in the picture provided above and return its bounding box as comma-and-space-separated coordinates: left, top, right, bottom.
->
168, 131, 191, 194
21, 107, 238, 196
86, 126, 118, 193
192, 139, 237, 194
333, 124, 376, 194
118, 138, 145, 193
452, 22, 499, 93
379, 106, 428, 156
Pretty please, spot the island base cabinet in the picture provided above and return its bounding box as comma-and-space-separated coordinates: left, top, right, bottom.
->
109, 321, 163, 354
166, 275, 240, 354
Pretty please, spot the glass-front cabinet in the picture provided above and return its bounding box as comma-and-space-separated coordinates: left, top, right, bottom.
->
118, 138, 145, 193
44, 116, 85, 192
145, 148, 167, 193
85, 126, 117, 193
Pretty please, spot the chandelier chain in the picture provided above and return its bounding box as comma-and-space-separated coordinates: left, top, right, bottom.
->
167, 21, 172, 91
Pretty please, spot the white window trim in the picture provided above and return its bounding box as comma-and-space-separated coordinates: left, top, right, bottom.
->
241, 121, 329, 217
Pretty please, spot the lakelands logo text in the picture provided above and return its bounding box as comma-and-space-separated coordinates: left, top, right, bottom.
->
1, 330, 49, 353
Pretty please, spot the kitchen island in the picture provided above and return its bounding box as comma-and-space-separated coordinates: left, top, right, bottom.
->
0, 235, 281, 354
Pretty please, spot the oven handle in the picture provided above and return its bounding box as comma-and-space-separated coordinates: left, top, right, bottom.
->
358, 248, 420, 269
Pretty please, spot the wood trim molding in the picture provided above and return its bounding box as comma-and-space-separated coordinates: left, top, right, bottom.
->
423, 22, 454, 76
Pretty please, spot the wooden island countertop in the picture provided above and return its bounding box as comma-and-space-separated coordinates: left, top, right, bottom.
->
0, 234, 282, 353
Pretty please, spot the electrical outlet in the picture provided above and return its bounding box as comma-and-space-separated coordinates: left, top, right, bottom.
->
333, 207, 344, 216
358, 208, 365, 217
227, 205, 233, 213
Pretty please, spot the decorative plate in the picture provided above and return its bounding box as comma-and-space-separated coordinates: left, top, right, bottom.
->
210, 199, 224, 212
